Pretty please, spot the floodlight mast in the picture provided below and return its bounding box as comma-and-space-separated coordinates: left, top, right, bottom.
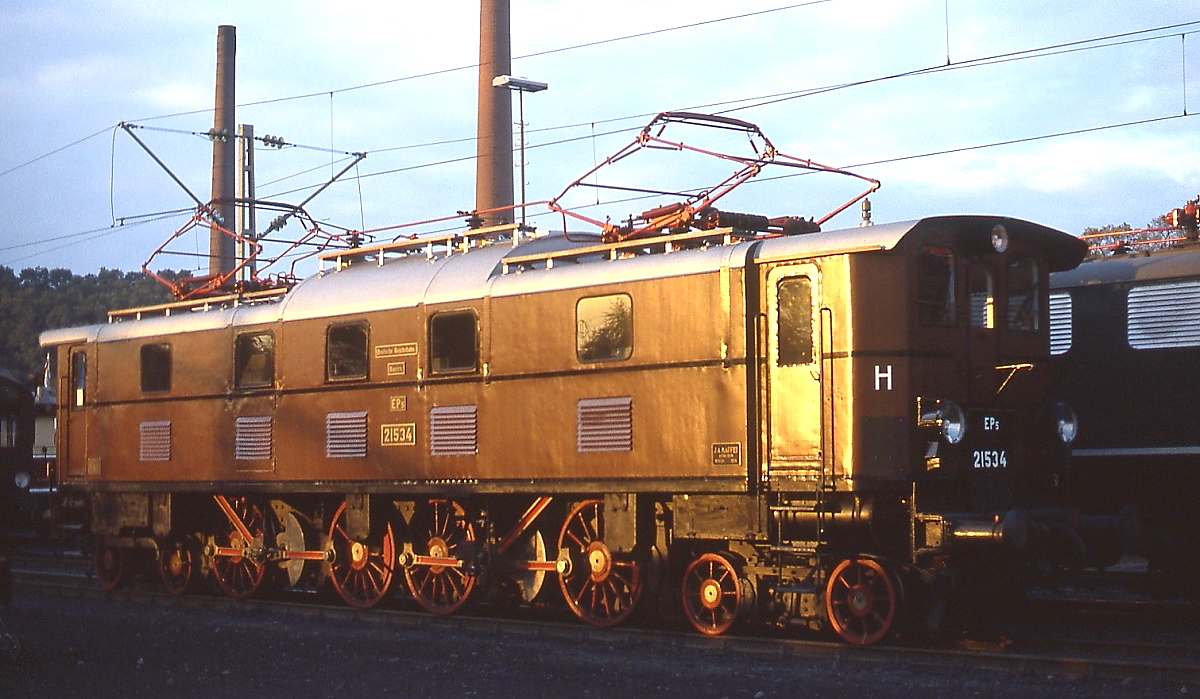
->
493, 75, 549, 227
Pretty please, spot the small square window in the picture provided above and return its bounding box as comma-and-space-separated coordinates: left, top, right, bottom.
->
430, 311, 478, 373
327, 323, 369, 381
576, 294, 633, 362
140, 343, 172, 393
235, 332, 275, 388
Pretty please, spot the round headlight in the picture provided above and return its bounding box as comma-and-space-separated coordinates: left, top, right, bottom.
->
941, 401, 967, 445
13, 471, 30, 490
1053, 402, 1078, 444
990, 224, 1009, 253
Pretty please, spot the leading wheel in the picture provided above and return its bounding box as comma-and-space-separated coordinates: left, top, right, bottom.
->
556, 499, 642, 628
211, 498, 268, 600
93, 542, 124, 591
403, 499, 478, 615
328, 501, 396, 609
681, 552, 746, 636
825, 557, 899, 645
158, 536, 199, 595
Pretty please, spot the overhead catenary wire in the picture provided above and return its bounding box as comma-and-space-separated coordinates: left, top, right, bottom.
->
2, 11, 1198, 267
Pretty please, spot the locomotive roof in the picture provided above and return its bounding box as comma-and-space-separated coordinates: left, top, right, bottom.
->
1051, 243, 1200, 289
40, 214, 1082, 346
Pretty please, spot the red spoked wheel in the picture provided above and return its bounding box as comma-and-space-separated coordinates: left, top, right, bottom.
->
211, 498, 268, 600
328, 501, 396, 609
825, 557, 899, 645
403, 499, 478, 615
158, 536, 199, 595
556, 499, 643, 628
681, 552, 746, 636
93, 542, 124, 591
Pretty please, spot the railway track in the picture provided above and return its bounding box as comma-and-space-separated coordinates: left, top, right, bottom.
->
9, 552, 1200, 686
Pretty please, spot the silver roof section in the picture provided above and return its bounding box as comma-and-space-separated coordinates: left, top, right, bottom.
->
1051, 245, 1200, 289
40, 215, 1078, 346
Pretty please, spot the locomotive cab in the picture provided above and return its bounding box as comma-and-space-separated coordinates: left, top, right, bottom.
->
891, 218, 1085, 555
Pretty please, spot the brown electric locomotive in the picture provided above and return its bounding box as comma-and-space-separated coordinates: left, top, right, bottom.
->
40, 203, 1087, 643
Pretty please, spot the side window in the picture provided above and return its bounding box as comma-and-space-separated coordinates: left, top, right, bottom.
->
777, 276, 814, 366
576, 294, 633, 362
969, 266, 995, 329
917, 246, 957, 326
429, 311, 478, 374
1006, 257, 1040, 331
327, 323, 369, 381
235, 332, 275, 388
71, 350, 87, 408
140, 343, 172, 393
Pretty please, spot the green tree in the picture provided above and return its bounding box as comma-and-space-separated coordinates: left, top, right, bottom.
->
0, 267, 185, 384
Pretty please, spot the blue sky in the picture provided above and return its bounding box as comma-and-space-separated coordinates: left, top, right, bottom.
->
1, 0, 1197, 274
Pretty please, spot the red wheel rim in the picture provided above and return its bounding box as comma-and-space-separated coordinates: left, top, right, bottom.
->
328, 501, 396, 609
681, 552, 742, 636
94, 543, 123, 591
825, 558, 898, 645
403, 499, 477, 615
158, 538, 197, 595
211, 498, 267, 600
556, 500, 642, 628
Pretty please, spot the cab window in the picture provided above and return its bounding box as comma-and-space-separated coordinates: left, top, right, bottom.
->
777, 277, 814, 366
917, 246, 957, 326
969, 267, 995, 330
71, 350, 87, 408
1006, 257, 1040, 331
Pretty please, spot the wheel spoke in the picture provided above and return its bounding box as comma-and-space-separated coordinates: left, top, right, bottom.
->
327, 501, 395, 609
556, 500, 643, 628
824, 558, 898, 645
211, 498, 267, 600
404, 499, 477, 615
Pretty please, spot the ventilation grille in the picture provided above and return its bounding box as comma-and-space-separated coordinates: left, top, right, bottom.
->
326, 411, 368, 458
1048, 292, 1072, 355
1128, 281, 1200, 349
429, 405, 478, 456
577, 396, 633, 452
235, 415, 273, 460
139, 420, 172, 462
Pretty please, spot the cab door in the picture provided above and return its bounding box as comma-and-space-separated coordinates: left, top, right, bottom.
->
59, 345, 92, 480
761, 263, 824, 481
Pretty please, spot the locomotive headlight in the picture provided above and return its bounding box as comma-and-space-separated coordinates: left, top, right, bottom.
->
990, 224, 1009, 253
940, 401, 967, 444
1051, 402, 1079, 444
917, 397, 967, 445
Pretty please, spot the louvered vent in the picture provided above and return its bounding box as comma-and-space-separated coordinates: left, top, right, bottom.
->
326, 411, 368, 458
139, 420, 172, 462
1128, 281, 1200, 349
1048, 293, 1072, 355
577, 396, 633, 452
235, 415, 273, 460
429, 405, 478, 456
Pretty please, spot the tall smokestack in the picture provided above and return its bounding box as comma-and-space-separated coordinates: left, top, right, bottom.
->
210, 24, 238, 279
475, 0, 514, 227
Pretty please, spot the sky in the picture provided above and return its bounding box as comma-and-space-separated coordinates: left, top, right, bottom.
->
1, 0, 1197, 276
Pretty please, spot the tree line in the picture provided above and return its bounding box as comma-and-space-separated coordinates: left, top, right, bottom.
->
0, 266, 185, 385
